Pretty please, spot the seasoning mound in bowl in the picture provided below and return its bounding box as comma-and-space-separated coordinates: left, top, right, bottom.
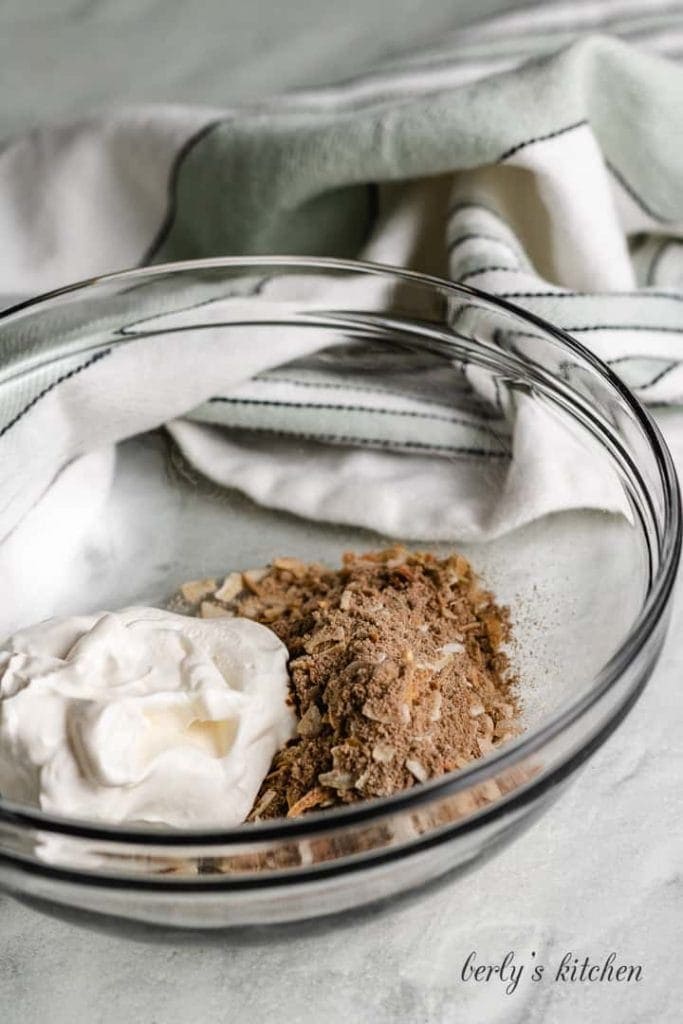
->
171, 546, 520, 822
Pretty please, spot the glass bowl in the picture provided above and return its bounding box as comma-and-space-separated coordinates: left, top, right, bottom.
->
0, 257, 678, 933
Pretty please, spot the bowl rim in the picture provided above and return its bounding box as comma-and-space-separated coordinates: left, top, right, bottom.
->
0, 254, 680, 848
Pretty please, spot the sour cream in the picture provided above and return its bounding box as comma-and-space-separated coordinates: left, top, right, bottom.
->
0, 607, 294, 828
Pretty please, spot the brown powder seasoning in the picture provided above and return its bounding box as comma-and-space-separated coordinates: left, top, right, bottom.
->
172, 545, 520, 822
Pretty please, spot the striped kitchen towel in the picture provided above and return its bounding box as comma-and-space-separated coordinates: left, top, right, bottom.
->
0, 0, 681, 554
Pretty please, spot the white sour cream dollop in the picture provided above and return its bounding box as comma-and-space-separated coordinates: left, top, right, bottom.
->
0, 607, 295, 828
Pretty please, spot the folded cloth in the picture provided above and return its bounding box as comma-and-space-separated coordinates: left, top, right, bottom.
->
0, 1, 681, 555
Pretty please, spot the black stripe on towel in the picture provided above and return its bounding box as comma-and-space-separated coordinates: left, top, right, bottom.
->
497, 118, 588, 162
0, 348, 112, 440
141, 118, 226, 265
208, 395, 501, 437
203, 423, 509, 459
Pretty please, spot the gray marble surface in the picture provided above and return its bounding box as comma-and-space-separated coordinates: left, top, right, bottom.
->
1, 3, 682, 1021
1, 425, 682, 1023
2, 632, 681, 1024
0, 0, 515, 138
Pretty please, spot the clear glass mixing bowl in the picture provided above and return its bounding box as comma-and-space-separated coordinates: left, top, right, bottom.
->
0, 257, 678, 932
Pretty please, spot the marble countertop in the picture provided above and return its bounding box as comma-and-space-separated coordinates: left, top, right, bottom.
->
0, 3, 681, 1021
2, 609, 681, 1024
2, 421, 682, 1024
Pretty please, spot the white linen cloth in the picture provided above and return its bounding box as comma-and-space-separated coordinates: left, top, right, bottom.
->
3, 127, 676, 554
0, 6, 681, 555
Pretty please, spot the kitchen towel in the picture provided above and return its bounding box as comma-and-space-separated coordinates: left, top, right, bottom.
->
0, 0, 681, 552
